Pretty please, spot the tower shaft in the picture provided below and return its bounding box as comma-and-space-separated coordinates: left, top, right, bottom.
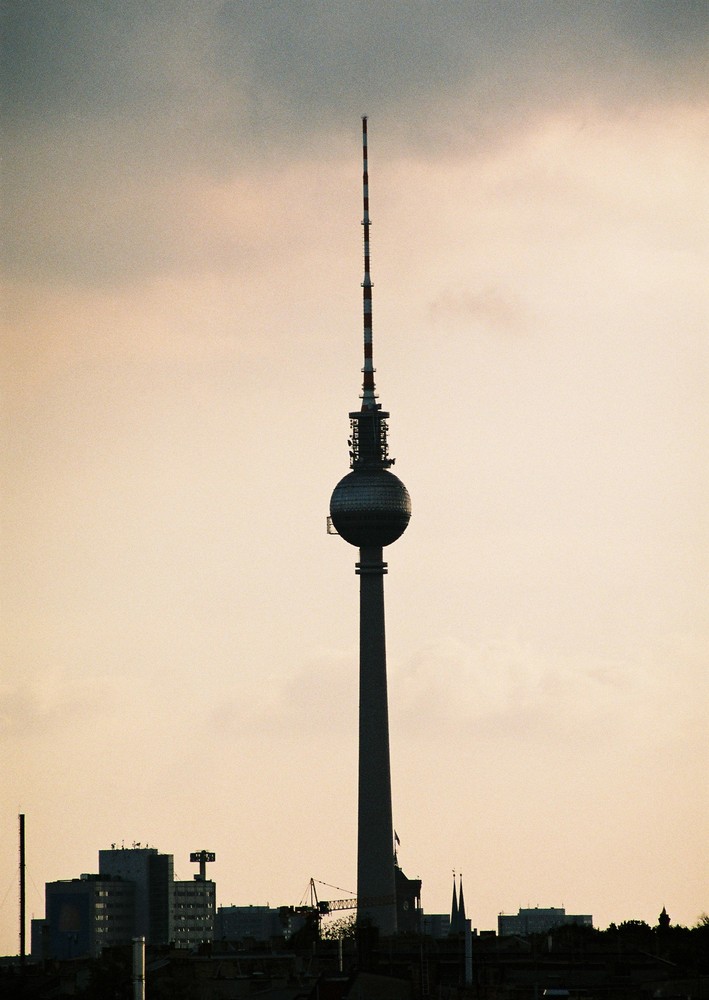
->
356, 546, 396, 932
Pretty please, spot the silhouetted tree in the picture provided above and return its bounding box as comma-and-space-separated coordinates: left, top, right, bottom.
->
322, 914, 357, 941
616, 919, 654, 949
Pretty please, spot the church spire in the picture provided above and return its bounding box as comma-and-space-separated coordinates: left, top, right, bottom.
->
450, 870, 459, 933
458, 873, 466, 929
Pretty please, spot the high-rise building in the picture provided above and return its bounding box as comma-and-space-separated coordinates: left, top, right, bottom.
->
98, 846, 174, 945
329, 117, 412, 934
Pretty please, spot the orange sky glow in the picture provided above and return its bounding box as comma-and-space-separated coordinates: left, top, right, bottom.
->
1, 1, 707, 954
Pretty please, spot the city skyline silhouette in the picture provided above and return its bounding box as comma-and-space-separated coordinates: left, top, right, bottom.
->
2, 2, 707, 957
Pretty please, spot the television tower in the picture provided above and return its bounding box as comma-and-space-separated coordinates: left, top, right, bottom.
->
329, 117, 411, 934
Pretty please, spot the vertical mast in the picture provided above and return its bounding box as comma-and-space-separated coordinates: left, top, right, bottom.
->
361, 116, 376, 411
349, 116, 392, 471
19, 814, 26, 968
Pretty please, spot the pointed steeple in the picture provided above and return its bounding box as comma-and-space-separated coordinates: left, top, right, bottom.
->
458, 873, 466, 929
450, 871, 459, 934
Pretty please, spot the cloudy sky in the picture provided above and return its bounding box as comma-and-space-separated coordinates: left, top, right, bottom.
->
1, 1, 707, 952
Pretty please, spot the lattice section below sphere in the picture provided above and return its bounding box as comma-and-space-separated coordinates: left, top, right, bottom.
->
330, 469, 411, 548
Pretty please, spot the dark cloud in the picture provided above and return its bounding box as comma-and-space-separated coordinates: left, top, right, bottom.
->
3, 1, 706, 139
1, 1, 706, 285
1, 1, 200, 121
214, 0, 708, 130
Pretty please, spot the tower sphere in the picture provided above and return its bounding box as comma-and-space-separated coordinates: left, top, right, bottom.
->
330, 468, 411, 548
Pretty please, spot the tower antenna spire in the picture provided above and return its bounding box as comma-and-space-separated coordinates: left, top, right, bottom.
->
361, 115, 376, 411
329, 118, 412, 934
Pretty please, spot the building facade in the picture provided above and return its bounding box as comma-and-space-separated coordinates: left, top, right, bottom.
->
498, 907, 593, 937
215, 905, 286, 943
36, 875, 135, 959
422, 913, 451, 939
173, 878, 216, 949
99, 846, 174, 945
395, 864, 422, 935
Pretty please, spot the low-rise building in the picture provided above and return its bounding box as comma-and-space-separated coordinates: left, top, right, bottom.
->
422, 913, 451, 938
498, 907, 593, 937
215, 905, 285, 943
36, 874, 135, 959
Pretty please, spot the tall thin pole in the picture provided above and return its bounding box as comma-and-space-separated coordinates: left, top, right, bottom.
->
132, 936, 146, 1000
361, 116, 376, 412
19, 813, 26, 967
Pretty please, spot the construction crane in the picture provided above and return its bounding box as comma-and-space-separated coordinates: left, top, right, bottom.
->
308, 879, 356, 916
278, 879, 353, 937
280, 878, 395, 938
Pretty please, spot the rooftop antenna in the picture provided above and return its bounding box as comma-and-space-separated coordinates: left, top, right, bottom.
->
189, 850, 216, 882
